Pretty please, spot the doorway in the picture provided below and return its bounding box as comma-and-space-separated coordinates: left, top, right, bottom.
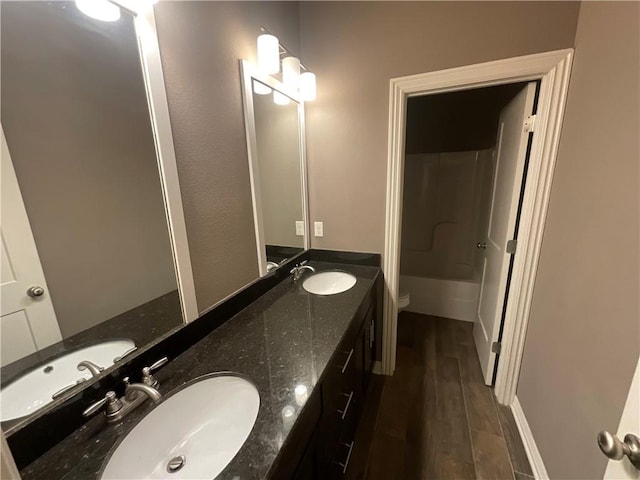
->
399, 81, 537, 386
382, 49, 574, 405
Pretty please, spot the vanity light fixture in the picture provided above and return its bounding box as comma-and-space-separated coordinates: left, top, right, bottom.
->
300, 72, 317, 101
273, 91, 291, 106
282, 56, 301, 90
257, 34, 280, 74
257, 26, 317, 103
75, 0, 121, 22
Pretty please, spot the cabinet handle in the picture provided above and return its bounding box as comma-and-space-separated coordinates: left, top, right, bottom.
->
337, 441, 355, 474
337, 391, 354, 420
341, 349, 354, 374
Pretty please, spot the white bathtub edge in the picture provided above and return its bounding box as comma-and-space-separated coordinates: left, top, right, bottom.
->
400, 274, 479, 322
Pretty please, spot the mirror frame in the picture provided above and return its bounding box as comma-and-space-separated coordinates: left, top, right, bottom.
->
134, 7, 198, 323
1, 2, 198, 435
239, 59, 310, 277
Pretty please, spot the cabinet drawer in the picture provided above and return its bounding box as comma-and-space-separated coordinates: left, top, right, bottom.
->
322, 345, 356, 414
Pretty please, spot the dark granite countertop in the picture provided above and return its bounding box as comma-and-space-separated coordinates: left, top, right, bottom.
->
21, 261, 380, 480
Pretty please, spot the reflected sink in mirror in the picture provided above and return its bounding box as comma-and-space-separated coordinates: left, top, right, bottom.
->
100, 373, 260, 480
0, 339, 135, 422
303, 271, 357, 295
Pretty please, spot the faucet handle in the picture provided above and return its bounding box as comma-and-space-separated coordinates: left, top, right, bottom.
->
148, 357, 169, 371
83, 391, 121, 418
113, 346, 138, 363
51, 378, 87, 400
141, 357, 168, 387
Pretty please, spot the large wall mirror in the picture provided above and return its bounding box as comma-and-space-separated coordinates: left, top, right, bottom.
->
240, 60, 309, 276
0, 1, 195, 431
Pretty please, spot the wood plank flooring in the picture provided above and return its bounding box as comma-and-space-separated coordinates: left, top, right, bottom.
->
346, 312, 534, 480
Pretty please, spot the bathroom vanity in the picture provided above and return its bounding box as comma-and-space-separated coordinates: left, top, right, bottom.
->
17, 254, 382, 480
1, 2, 380, 478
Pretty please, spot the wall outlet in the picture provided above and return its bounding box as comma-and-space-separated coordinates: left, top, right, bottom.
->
314, 221, 324, 237
295, 221, 304, 236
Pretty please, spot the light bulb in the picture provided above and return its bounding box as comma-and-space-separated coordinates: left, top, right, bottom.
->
253, 80, 272, 95
257, 34, 280, 74
273, 91, 291, 106
75, 0, 121, 22
300, 71, 317, 101
282, 56, 301, 90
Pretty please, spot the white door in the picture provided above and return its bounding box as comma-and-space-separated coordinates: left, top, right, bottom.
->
603, 356, 640, 479
1, 126, 62, 366
473, 82, 536, 385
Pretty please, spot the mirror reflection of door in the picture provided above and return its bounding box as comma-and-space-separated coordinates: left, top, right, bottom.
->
0, 1, 183, 423
252, 81, 305, 273
1, 127, 63, 365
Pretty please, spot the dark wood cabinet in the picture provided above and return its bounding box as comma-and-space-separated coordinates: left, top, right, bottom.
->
314, 300, 377, 479
362, 304, 375, 392
274, 275, 380, 480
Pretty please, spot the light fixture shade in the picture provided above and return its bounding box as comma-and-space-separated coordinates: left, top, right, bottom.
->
75, 0, 121, 22
300, 72, 317, 101
253, 80, 272, 95
257, 34, 280, 74
282, 56, 301, 90
273, 91, 291, 106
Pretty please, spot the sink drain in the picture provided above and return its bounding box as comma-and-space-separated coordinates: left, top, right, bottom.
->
43, 365, 54, 374
167, 455, 186, 473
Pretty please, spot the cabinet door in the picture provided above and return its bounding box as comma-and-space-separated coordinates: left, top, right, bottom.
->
294, 440, 317, 480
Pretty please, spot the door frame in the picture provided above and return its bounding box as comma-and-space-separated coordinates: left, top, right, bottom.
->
382, 49, 574, 405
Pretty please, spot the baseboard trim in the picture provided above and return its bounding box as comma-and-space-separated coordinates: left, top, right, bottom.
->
373, 361, 384, 375
511, 396, 549, 479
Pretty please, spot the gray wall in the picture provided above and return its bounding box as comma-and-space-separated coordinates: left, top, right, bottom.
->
299, 1, 580, 253
517, 2, 640, 478
154, 1, 301, 312
1, 2, 177, 338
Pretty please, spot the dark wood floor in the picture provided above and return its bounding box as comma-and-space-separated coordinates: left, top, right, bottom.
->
346, 312, 534, 480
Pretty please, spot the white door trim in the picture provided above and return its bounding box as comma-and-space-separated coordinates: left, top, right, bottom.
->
134, 7, 199, 322
382, 49, 574, 405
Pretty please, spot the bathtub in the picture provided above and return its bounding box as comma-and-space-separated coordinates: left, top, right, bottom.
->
399, 274, 480, 322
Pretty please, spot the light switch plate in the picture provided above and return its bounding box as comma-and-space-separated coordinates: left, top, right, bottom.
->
295, 221, 304, 236
314, 221, 323, 237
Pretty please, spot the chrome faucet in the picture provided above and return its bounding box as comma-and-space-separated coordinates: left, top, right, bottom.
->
82, 357, 168, 423
290, 260, 316, 281
77, 360, 104, 377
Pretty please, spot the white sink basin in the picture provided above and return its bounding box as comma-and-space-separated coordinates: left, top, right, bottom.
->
100, 374, 260, 480
1, 339, 135, 422
303, 271, 357, 295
